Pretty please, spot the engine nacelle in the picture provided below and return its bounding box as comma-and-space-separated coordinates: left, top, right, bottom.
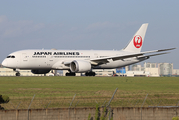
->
31, 69, 51, 74
70, 60, 91, 73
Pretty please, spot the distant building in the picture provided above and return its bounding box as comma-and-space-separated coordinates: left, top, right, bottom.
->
144, 63, 159, 77
116, 67, 126, 73
145, 62, 157, 68
132, 64, 144, 71
158, 63, 173, 76
173, 69, 179, 75
93, 69, 115, 76
116, 67, 127, 76
128, 62, 176, 77
127, 63, 160, 77
126, 71, 150, 77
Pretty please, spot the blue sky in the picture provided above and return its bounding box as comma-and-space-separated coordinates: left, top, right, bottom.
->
0, 0, 179, 68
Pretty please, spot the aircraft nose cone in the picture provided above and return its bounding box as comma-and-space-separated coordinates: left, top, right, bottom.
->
2, 59, 8, 67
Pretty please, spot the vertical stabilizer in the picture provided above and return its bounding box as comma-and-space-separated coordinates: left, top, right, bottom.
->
123, 23, 148, 53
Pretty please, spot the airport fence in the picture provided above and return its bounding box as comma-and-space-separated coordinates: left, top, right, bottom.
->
1, 88, 179, 110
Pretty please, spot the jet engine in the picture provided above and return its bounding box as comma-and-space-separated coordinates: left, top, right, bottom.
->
31, 69, 51, 74
70, 60, 91, 73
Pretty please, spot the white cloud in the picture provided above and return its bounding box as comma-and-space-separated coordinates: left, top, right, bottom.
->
0, 16, 45, 39
0, 15, 7, 23
70, 27, 78, 31
86, 22, 120, 30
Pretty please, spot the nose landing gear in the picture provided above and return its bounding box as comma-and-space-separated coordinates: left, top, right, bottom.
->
13, 69, 21, 76
15, 72, 20, 76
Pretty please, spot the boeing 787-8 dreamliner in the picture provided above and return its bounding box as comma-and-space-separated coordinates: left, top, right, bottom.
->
2, 23, 175, 76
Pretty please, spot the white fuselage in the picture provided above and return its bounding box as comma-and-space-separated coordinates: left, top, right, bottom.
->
2, 49, 146, 71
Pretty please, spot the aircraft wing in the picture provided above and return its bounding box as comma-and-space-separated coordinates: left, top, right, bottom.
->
90, 48, 175, 65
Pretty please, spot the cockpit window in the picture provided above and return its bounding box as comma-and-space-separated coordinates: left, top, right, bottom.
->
6, 55, 15, 58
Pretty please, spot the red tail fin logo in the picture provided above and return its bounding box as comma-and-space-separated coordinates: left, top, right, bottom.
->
133, 35, 142, 48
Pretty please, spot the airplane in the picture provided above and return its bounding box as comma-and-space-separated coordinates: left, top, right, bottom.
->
1, 23, 175, 76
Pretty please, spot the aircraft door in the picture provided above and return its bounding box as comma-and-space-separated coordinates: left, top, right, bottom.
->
20, 53, 29, 68
47, 56, 54, 67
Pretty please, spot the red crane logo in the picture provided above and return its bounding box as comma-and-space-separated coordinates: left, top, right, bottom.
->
133, 35, 142, 48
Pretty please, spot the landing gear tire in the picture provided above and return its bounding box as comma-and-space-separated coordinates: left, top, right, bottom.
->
85, 72, 96, 76
66, 72, 76, 76
16, 72, 20, 76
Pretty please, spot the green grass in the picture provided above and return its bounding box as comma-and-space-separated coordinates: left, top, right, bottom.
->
0, 76, 179, 92
0, 76, 179, 109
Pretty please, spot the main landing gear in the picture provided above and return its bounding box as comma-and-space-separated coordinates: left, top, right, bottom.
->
85, 71, 96, 76
65, 72, 76, 76
65, 70, 96, 76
